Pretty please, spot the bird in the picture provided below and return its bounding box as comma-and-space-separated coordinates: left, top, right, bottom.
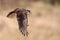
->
7, 8, 31, 36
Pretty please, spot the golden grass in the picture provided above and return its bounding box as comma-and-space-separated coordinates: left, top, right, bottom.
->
0, 2, 60, 40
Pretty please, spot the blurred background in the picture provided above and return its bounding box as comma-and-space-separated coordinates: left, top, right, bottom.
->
0, 0, 60, 40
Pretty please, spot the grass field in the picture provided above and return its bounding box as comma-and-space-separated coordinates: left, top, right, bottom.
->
0, 2, 60, 40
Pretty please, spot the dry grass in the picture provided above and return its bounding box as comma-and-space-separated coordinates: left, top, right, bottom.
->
0, 2, 60, 40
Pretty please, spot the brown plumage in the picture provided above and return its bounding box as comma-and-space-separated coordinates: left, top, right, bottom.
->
7, 8, 31, 36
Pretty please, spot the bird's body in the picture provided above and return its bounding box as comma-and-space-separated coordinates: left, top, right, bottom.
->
7, 8, 30, 36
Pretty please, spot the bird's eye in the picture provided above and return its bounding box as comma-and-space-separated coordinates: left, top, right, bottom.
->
27, 10, 30, 13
